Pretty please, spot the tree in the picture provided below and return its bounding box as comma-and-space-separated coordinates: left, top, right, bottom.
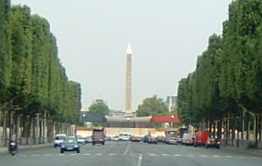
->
89, 100, 110, 117
136, 96, 169, 117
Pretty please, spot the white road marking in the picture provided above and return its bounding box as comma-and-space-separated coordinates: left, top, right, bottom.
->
108, 153, 117, 156
174, 154, 182, 157
199, 154, 208, 158
225, 155, 233, 158
123, 143, 130, 155
186, 154, 195, 158
212, 155, 220, 158
148, 153, 157, 156
83, 153, 91, 156
161, 153, 169, 157
137, 154, 143, 166
95, 153, 102, 156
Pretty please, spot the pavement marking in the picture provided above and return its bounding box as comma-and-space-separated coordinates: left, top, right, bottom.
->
148, 153, 157, 156
44, 154, 51, 157
173, 154, 182, 157
186, 154, 195, 158
70, 154, 77, 156
95, 153, 102, 156
123, 143, 130, 155
212, 155, 220, 158
137, 153, 143, 166
225, 155, 233, 158
199, 154, 208, 158
82, 153, 91, 156
108, 153, 117, 156
161, 153, 169, 157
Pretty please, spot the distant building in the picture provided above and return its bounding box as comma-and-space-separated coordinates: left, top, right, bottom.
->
166, 96, 177, 113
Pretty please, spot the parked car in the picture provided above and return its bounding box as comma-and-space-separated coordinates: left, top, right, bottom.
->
206, 137, 220, 149
85, 137, 92, 144
156, 136, 165, 143
147, 135, 157, 144
77, 136, 86, 145
60, 136, 80, 153
119, 133, 131, 141
54, 134, 66, 148
182, 133, 194, 145
130, 135, 142, 142
92, 128, 105, 145
194, 131, 209, 147
165, 136, 177, 145
112, 135, 120, 141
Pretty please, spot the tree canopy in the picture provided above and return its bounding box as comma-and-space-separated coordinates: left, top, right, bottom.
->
136, 96, 169, 117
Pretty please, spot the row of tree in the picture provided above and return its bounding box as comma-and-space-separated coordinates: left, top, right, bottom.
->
177, 0, 262, 147
0, 0, 81, 144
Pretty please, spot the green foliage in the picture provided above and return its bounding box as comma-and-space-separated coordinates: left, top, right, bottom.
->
89, 100, 110, 116
0, 3, 81, 124
177, 0, 262, 124
136, 96, 169, 117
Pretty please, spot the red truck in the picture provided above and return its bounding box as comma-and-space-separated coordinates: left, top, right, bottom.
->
194, 131, 209, 147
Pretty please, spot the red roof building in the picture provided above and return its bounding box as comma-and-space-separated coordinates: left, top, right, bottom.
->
151, 115, 181, 124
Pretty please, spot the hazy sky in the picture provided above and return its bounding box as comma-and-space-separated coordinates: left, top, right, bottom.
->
12, 0, 231, 111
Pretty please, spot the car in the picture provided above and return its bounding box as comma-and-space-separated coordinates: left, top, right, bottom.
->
119, 133, 131, 141
92, 128, 105, 145
54, 134, 66, 148
165, 136, 178, 145
156, 136, 165, 143
77, 137, 86, 145
85, 137, 92, 144
148, 135, 157, 144
60, 136, 80, 153
182, 133, 194, 145
112, 136, 120, 141
130, 136, 142, 142
194, 131, 209, 147
205, 137, 220, 149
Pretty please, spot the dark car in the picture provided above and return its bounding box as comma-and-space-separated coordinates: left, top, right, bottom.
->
205, 137, 220, 149
60, 136, 80, 153
92, 128, 105, 145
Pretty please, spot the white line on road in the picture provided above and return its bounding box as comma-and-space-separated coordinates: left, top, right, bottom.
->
161, 154, 169, 157
108, 153, 117, 156
82, 153, 91, 156
123, 143, 130, 155
137, 154, 143, 166
95, 153, 102, 156
148, 153, 157, 156
174, 154, 182, 157
199, 154, 208, 158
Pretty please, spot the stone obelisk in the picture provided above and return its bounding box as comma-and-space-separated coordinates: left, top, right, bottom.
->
125, 43, 133, 113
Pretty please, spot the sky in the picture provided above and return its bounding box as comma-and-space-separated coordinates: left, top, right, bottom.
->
12, 0, 232, 111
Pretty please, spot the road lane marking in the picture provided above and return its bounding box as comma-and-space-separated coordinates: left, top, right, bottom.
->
161, 153, 169, 157
225, 155, 232, 158
212, 155, 220, 158
186, 154, 195, 158
199, 154, 208, 158
95, 153, 102, 156
108, 153, 117, 156
137, 154, 143, 166
174, 154, 182, 157
148, 153, 157, 156
83, 153, 91, 156
123, 143, 130, 155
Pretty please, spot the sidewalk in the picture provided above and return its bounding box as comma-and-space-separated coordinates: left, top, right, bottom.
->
0, 144, 51, 154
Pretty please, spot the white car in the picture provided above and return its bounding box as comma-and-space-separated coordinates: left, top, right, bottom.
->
119, 133, 131, 141
77, 137, 86, 144
54, 134, 66, 147
182, 133, 194, 145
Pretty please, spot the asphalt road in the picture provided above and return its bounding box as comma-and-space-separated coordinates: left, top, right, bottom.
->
1, 142, 262, 166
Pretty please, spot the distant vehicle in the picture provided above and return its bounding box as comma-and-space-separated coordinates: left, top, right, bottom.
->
182, 133, 194, 145
130, 136, 142, 142
194, 131, 209, 147
165, 129, 178, 145
85, 137, 92, 144
112, 136, 120, 141
156, 136, 165, 143
8, 140, 17, 156
206, 137, 220, 149
54, 134, 66, 148
144, 135, 157, 144
119, 133, 131, 141
60, 136, 80, 153
77, 136, 86, 144
92, 128, 105, 145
